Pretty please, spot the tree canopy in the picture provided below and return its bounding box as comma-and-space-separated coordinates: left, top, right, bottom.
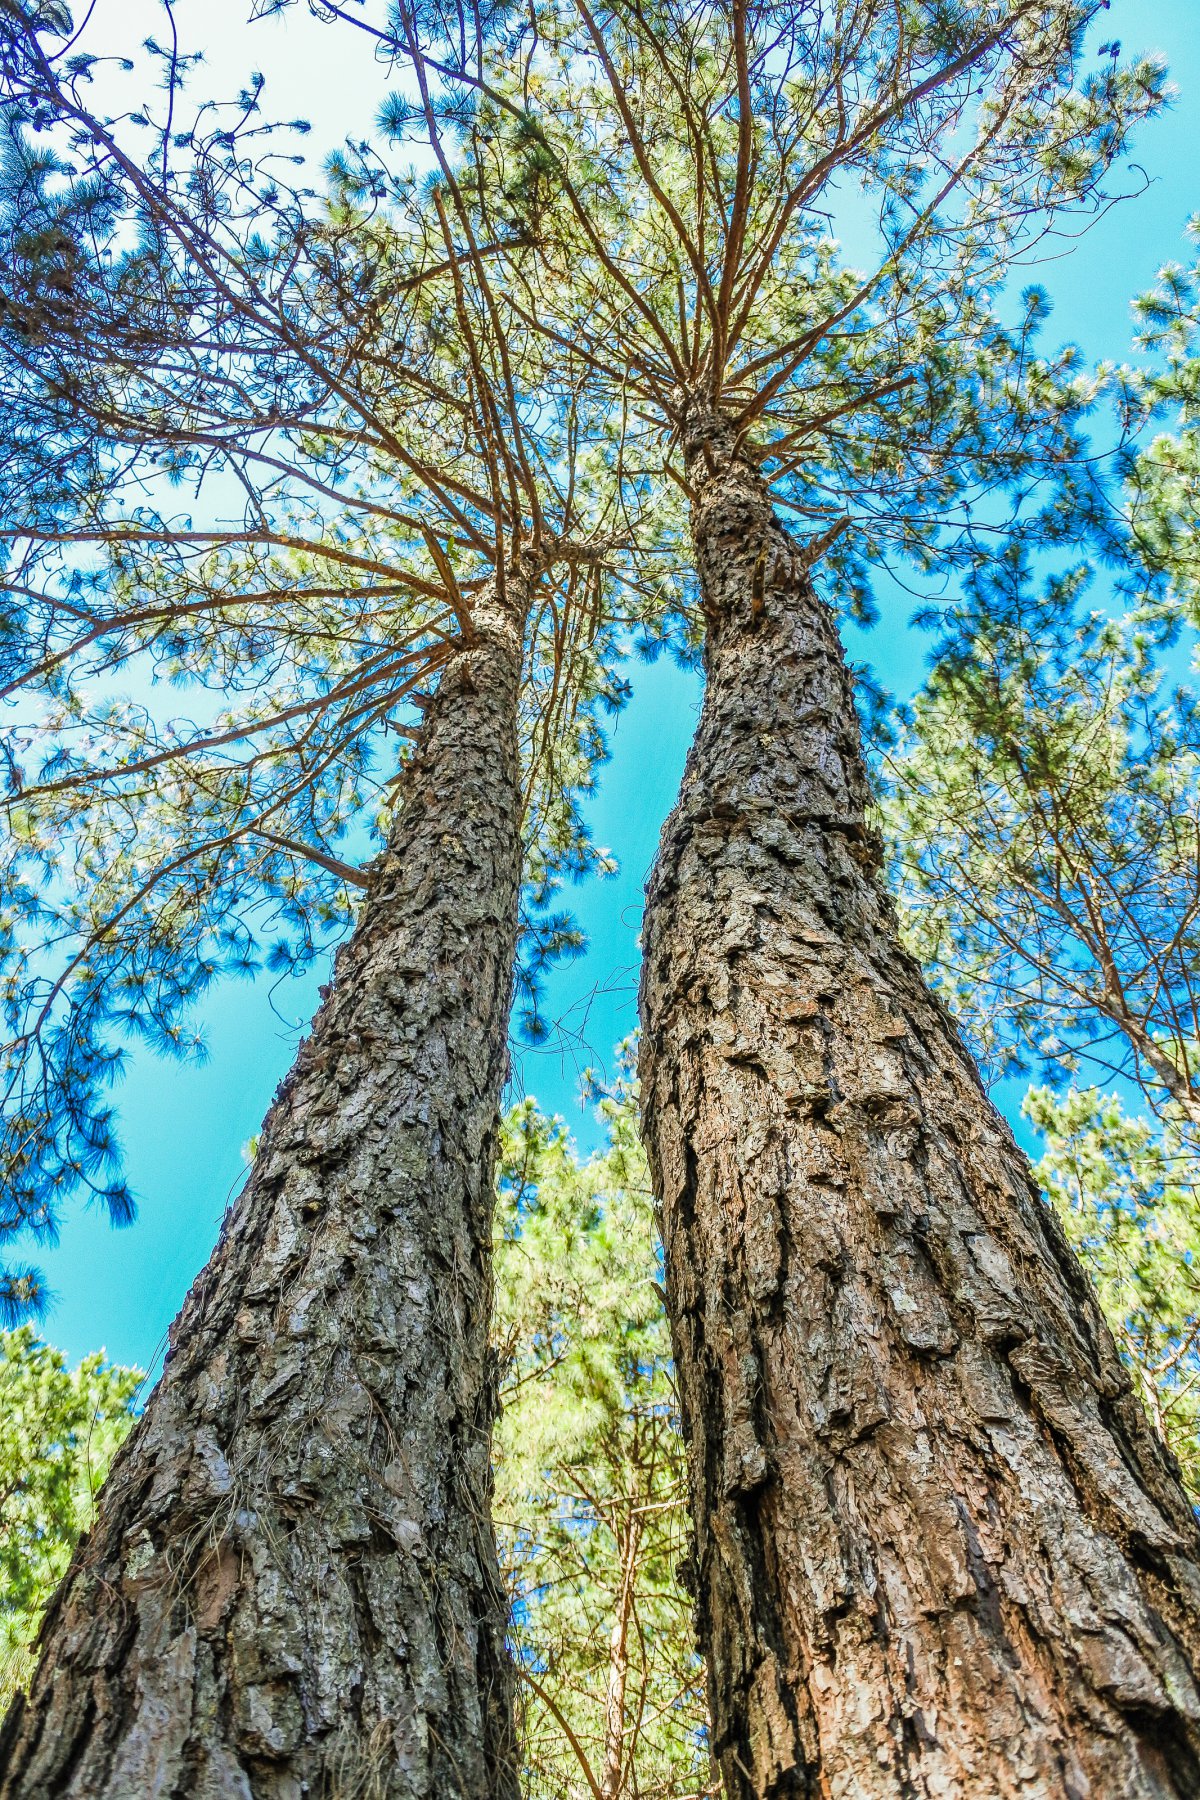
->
0, 3, 656, 1313
0, 0, 1171, 1315
368, 0, 1163, 580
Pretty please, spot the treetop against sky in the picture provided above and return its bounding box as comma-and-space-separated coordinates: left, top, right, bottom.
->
2, 0, 679, 1313
2, 0, 1198, 1371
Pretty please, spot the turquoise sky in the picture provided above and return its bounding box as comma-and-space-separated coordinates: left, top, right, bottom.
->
31, 0, 1200, 1373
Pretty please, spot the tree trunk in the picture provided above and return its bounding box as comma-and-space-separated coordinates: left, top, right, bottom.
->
638, 422, 1200, 1800
0, 577, 533, 1799
600, 1506, 641, 1799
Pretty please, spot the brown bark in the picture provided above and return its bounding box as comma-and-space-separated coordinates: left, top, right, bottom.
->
638, 418, 1200, 1799
0, 575, 534, 1799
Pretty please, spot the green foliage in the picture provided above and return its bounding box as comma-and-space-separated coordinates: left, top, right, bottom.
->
1028, 1086, 1200, 1498
1120, 223, 1200, 617
494, 1078, 711, 1799
0, 1327, 141, 1705
881, 224, 1200, 1119
885, 569, 1200, 1116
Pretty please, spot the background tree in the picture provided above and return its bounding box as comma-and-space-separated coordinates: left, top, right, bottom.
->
494, 1078, 712, 1800
1026, 1085, 1200, 1499
0, 1329, 140, 1711
887, 235, 1200, 1128
1121, 219, 1200, 613
0, 1082, 714, 1799
887, 574, 1200, 1125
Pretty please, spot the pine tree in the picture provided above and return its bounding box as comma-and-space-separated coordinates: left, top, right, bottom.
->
0, 21, 630, 1304
887, 581, 1200, 1127
640, 415, 1200, 1798
364, 0, 1200, 1788
0, 12, 630, 1792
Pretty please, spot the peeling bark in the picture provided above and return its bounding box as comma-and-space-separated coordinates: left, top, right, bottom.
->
638, 421, 1200, 1799
0, 578, 534, 1799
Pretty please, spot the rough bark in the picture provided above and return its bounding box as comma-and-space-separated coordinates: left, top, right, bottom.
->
0, 578, 533, 1799
638, 419, 1200, 1800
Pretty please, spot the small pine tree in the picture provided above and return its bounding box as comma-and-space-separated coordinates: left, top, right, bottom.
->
0, 1330, 141, 1707
1027, 1086, 1200, 1500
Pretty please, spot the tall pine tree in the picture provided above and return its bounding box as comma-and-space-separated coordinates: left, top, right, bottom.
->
0, 11, 630, 1791
369, 0, 1200, 1788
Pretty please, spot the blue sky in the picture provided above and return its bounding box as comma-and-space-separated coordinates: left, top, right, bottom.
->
30, 0, 1200, 1373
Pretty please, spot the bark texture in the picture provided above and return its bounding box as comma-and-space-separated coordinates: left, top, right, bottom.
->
639, 420, 1200, 1800
0, 582, 531, 1799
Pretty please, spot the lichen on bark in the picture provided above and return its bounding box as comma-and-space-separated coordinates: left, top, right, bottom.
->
639, 414, 1200, 1798
0, 577, 534, 1800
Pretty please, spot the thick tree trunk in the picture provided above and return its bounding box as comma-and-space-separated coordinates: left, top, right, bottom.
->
639, 425, 1200, 1799
0, 578, 533, 1799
